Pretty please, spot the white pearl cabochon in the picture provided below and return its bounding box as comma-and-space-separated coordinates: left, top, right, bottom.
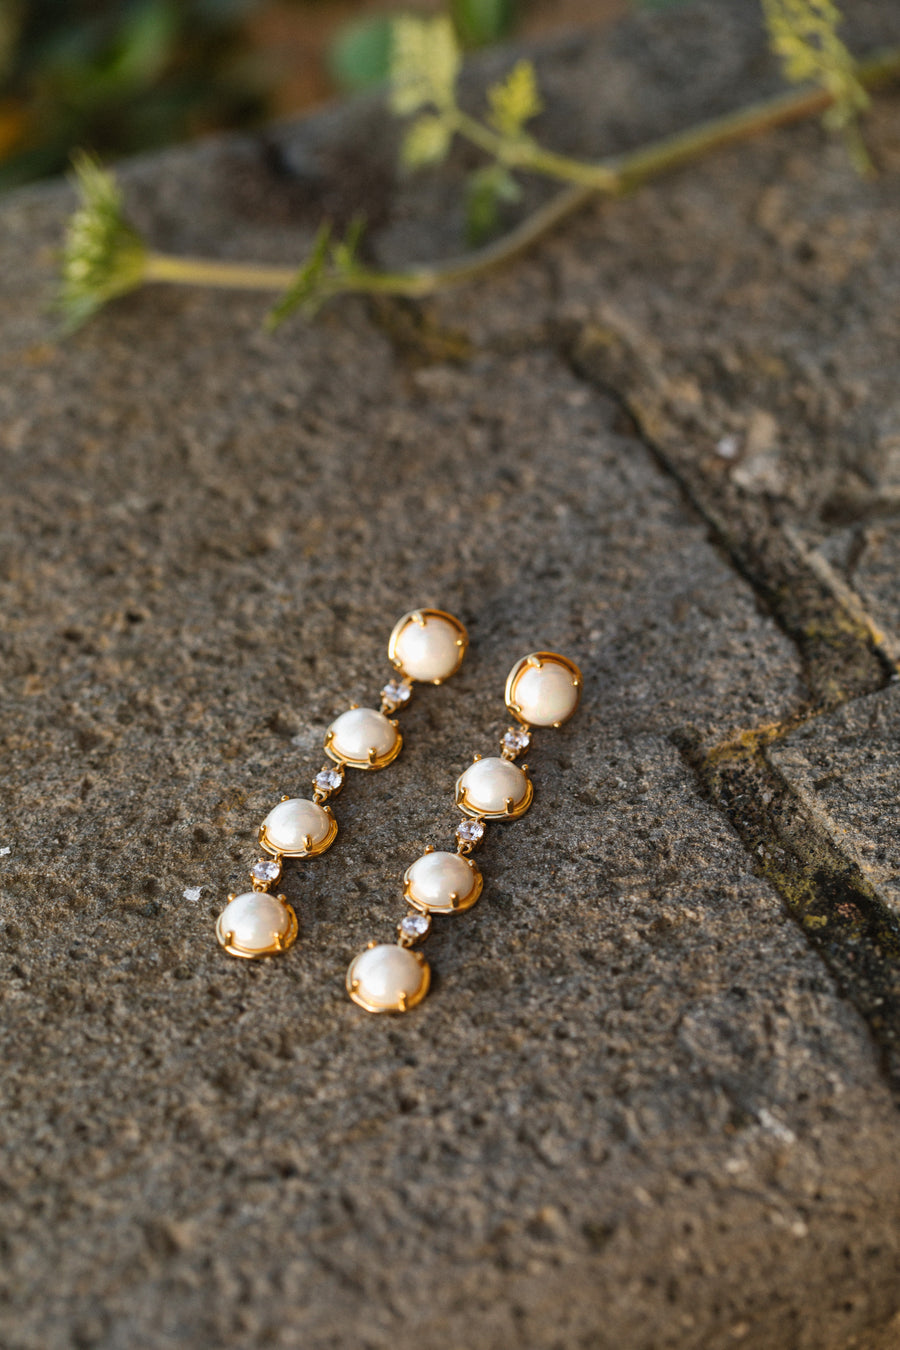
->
457, 756, 529, 816
262, 798, 332, 853
406, 850, 479, 913
348, 944, 428, 1011
393, 614, 462, 683
328, 707, 399, 762
218, 892, 291, 953
512, 658, 580, 727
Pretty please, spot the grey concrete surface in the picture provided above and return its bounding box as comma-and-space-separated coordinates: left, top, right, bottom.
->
770, 684, 900, 917
2, 2, 900, 1348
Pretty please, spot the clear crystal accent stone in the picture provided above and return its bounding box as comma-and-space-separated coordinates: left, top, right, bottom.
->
456, 819, 485, 845
251, 859, 281, 883
502, 727, 531, 754
400, 912, 431, 940
314, 768, 343, 793
382, 679, 412, 705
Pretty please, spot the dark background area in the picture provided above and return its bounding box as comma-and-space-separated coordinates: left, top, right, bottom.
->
0, 0, 628, 191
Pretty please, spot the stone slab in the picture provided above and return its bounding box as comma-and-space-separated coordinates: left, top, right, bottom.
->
770, 684, 900, 917
1, 5, 900, 1350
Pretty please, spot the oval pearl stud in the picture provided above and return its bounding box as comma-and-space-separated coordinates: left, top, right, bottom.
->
325, 706, 402, 770
388, 609, 468, 684
456, 755, 533, 820
346, 943, 431, 1013
505, 652, 582, 728
215, 892, 298, 959
259, 797, 337, 858
404, 850, 483, 914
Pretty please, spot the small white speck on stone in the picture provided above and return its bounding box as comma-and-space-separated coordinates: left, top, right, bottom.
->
716, 434, 741, 459
757, 1107, 796, 1145
183, 887, 203, 902
0, 846, 10, 857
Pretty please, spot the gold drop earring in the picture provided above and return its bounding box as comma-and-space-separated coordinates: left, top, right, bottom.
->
345, 650, 583, 1012
214, 609, 468, 959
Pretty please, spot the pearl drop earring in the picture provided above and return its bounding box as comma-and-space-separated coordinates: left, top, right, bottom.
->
214, 608, 468, 959
345, 650, 582, 1013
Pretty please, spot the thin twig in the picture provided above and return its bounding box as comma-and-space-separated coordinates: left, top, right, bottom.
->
139, 44, 900, 304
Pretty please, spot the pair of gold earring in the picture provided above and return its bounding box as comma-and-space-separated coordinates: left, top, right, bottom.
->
214, 608, 581, 1015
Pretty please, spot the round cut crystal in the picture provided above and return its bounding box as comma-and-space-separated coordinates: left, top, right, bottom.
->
315, 767, 343, 793
502, 727, 531, 754
251, 859, 281, 884
399, 912, 431, 941
456, 819, 485, 846
382, 679, 412, 706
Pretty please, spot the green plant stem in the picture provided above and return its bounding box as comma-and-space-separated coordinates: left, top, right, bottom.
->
451, 110, 620, 189
145, 254, 299, 288
138, 44, 900, 303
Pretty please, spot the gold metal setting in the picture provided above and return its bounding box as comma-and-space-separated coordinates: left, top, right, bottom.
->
215, 899, 298, 960
398, 911, 432, 945
258, 804, 338, 859
323, 721, 403, 772
403, 855, 484, 915
504, 651, 583, 727
345, 947, 431, 1014
388, 608, 469, 685
250, 855, 283, 891
455, 771, 534, 821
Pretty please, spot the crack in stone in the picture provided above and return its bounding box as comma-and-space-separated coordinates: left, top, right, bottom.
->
548, 323, 900, 1097
679, 727, 900, 1097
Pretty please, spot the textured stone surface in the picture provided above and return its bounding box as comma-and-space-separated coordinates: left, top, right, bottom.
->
770, 685, 900, 917
2, 2, 900, 1348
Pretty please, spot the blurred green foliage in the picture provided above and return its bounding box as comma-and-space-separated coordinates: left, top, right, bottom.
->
1, 0, 523, 189
328, 0, 517, 94
0, 0, 265, 190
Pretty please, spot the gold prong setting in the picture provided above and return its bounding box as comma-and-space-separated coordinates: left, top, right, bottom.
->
324, 707, 403, 771
398, 910, 432, 945
388, 609, 469, 684
504, 651, 582, 728
345, 943, 431, 1013
403, 851, 483, 915
455, 757, 533, 821
250, 856, 283, 891
215, 892, 298, 959
259, 798, 338, 859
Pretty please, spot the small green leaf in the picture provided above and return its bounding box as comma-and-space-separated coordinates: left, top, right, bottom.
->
266, 223, 333, 330
465, 163, 522, 244
327, 15, 393, 93
332, 216, 366, 272
401, 114, 453, 170
58, 151, 148, 332
389, 15, 461, 116
487, 59, 542, 139
762, 0, 869, 131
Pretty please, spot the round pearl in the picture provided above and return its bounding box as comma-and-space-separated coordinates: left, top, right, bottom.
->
392, 614, 463, 683
457, 756, 530, 817
328, 707, 400, 766
511, 657, 580, 727
405, 851, 481, 914
262, 798, 333, 854
218, 892, 292, 955
347, 944, 429, 1013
